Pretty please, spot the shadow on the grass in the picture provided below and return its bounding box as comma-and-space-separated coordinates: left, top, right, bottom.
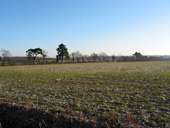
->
0, 103, 150, 128
0, 103, 97, 128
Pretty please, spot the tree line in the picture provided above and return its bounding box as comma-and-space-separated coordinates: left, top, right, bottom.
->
24, 43, 116, 64
0, 43, 170, 65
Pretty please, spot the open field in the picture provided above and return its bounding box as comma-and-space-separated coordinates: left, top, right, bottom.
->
0, 62, 170, 127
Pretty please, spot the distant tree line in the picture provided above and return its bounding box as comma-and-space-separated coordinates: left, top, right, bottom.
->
0, 44, 170, 65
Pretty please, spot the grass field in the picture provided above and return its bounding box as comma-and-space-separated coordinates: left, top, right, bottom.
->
0, 62, 170, 127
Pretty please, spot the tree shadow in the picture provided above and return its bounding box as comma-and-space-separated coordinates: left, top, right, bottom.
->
0, 103, 149, 128
0, 103, 96, 128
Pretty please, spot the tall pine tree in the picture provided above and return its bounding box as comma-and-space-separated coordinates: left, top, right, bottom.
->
56, 43, 69, 62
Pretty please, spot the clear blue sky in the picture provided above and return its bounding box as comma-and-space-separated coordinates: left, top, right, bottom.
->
0, 0, 170, 57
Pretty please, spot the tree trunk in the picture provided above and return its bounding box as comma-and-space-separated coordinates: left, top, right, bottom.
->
62, 56, 63, 63
33, 57, 36, 64
2, 58, 5, 66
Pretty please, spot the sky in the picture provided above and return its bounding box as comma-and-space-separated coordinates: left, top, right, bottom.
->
0, 0, 170, 57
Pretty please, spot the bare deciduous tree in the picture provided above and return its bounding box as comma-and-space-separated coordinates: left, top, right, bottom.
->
74, 51, 82, 62
90, 53, 98, 62
0, 49, 12, 65
42, 49, 48, 63
99, 52, 108, 61
70, 52, 76, 62
71, 51, 83, 62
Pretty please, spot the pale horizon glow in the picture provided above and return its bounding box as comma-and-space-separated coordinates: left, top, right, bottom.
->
0, 0, 170, 57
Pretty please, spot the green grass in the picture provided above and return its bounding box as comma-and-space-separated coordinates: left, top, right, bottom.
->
0, 61, 170, 127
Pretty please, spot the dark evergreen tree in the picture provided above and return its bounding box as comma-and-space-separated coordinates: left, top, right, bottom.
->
133, 52, 142, 61
56, 43, 69, 63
